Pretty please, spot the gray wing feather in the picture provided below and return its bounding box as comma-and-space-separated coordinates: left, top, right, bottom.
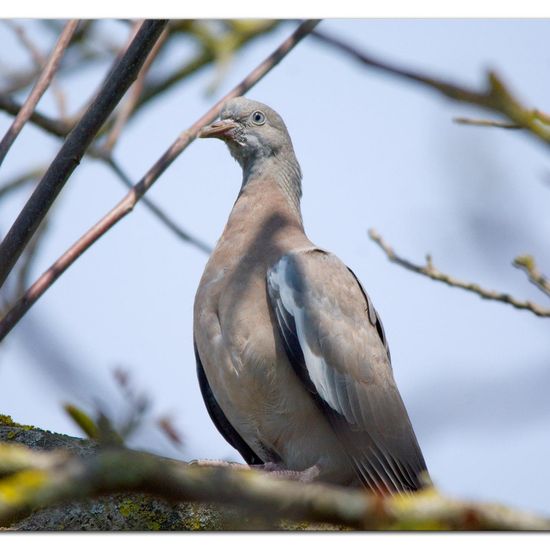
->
267, 248, 428, 494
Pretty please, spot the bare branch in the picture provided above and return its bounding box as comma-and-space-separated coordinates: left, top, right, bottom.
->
0, 93, 72, 137
5, 21, 46, 67
453, 117, 522, 129
0, 21, 97, 96
513, 255, 550, 299
4, 20, 68, 119
0, 20, 79, 167
137, 20, 280, 113
0, 167, 45, 201
0, 20, 168, 291
104, 157, 212, 254
368, 229, 550, 318
0, 443, 549, 530
0, 19, 320, 343
0, 95, 211, 254
13, 216, 50, 301
102, 25, 169, 153
312, 29, 550, 148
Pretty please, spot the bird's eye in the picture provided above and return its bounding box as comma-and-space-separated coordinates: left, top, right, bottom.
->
251, 111, 266, 125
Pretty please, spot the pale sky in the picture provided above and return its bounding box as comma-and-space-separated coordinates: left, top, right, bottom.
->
1, 19, 549, 515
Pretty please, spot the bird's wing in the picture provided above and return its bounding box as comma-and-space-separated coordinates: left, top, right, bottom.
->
267, 248, 428, 494
194, 340, 264, 466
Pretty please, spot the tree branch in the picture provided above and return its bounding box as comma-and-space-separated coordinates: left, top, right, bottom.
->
0, 442, 549, 530
0, 93, 72, 137
4, 20, 68, 119
453, 117, 522, 129
0, 20, 168, 291
102, 25, 169, 153
136, 20, 280, 114
0, 22, 287, 254
312, 29, 550, 148
0, 20, 79, 167
103, 156, 213, 254
0, 21, 98, 96
368, 229, 550, 318
0, 167, 45, 201
0, 94, 211, 254
513, 255, 550, 299
0, 19, 320, 343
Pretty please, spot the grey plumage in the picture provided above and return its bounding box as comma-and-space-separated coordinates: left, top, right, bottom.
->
194, 97, 429, 493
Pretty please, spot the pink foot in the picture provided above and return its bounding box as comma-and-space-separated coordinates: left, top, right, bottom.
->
189, 459, 250, 470
253, 462, 321, 483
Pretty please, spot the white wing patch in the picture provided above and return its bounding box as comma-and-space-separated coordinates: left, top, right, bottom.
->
268, 255, 341, 414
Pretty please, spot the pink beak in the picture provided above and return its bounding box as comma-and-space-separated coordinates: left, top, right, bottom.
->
199, 119, 238, 140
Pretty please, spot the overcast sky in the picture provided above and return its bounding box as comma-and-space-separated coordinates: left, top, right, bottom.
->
1, 19, 549, 515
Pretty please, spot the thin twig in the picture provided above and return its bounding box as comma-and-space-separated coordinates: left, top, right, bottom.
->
0, 94, 210, 253
513, 255, 550, 299
68, 19, 151, 130
137, 20, 280, 115
0, 20, 169, 292
0, 30, 108, 98
0, 93, 72, 137
0, 443, 549, 530
103, 25, 169, 153
312, 29, 550, 148
0, 20, 79, 167
368, 229, 550, 318
0, 24, 280, 252
0, 169, 48, 299
453, 117, 522, 129
0, 167, 45, 201
14, 217, 51, 300
5, 21, 68, 119
0, 19, 320, 343
104, 156, 213, 254
0, 21, 96, 96
0, 47, 107, 97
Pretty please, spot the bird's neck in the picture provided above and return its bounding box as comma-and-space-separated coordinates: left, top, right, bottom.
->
212, 157, 308, 271
240, 150, 303, 219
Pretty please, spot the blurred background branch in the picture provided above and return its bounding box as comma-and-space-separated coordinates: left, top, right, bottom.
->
513, 255, 550, 298
0, 19, 169, 291
0, 19, 285, 318
369, 228, 550, 317
0, 19, 319, 343
312, 28, 550, 148
0, 20, 78, 167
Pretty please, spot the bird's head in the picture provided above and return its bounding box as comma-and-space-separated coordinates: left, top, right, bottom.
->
199, 97, 297, 171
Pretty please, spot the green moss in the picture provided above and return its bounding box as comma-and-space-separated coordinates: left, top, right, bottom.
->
515, 254, 535, 271
118, 498, 138, 518
0, 415, 16, 427
117, 496, 174, 530
0, 414, 34, 431
0, 470, 47, 505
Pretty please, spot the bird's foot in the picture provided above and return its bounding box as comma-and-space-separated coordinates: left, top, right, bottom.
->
189, 460, 320, 483
188, 459, 249, 470
252, 462, 321, 483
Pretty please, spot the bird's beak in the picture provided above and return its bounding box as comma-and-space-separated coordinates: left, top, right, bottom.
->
199, 119, 238, 140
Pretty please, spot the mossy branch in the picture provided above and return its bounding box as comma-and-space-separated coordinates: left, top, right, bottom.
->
0, 440, 549, 531
513, 255, 550, 299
